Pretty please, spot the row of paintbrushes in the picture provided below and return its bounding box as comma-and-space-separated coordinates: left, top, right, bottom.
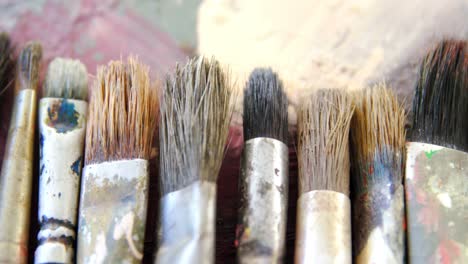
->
0, 33, 466, 264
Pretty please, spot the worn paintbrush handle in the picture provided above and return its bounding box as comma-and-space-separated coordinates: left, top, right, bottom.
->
35, 98, 87, 263
405, 142, 468, 264
0, 89, 36, 264
295, 190, 351, 264
77, 159, 149, 264
156, 181, 216, 264
236, 137, 288, 264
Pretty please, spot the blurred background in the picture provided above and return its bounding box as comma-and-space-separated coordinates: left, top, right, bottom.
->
0, 0, 467, 263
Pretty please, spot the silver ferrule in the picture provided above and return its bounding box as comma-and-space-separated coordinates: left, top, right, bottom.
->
156, 181, 217, 264
0, 89, 36, 264
236, 137, 289, 264
35, 98, 87, 264
76, 159, 149, 264
295, 190, 351, 264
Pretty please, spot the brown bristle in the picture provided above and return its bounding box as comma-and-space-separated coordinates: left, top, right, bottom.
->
350, 85, 406, 192
15, 41, 42, 91
159, 56, 235, 195
297, 89, 354, 195
410, 40, 467, 151
0, 33, 15, 96
85, 57, 159, 165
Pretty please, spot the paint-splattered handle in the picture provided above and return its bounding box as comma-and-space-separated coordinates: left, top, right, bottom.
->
156, 181, 216, 264
295, 190, 351, 264
35, 98, 87, 263
405, 143, 468, 264
0, 89, 36, 264
236, 138, 289, 263
77, 159, 149, 264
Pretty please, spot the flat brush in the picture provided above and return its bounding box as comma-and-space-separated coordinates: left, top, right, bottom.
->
405, 40, 467, 263
350, 86, 406, 263
295, 89, 354, 264
156, 56, 235, 264
76, 57, 158, 263
0, 42, 42, 264
236, 68, 289, 263
35, 58, 88, 263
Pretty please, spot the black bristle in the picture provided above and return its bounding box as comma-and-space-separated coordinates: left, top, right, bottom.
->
0, 33, 15, 95
410, 40, 468, 152
243, 68, 288, 144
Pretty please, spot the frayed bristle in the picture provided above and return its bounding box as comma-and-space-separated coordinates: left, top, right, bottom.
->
44, 58, 88, 100
16, 41, 42, 91
410, 40, 467, 151
0, 33, 15, 96
350, 85, 406, 191
243, 68, 288, 143
298, 89, 354, 195
159, 56, 235, 195
85, 57, 158, 165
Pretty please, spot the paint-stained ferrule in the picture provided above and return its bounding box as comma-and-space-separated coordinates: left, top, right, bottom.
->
405, 142, 468, 263
352, 172, 405, 263
295, 190, 351, 264
236, 137, 288, 264
76, 159, 149, 264
35, 98, 87, 263
156, 181, 216, 264
0, 89, 36, 264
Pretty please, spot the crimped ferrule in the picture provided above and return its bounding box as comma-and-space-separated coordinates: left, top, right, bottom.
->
295, 190, 351, 264
236, 137, 289, 263
156, 181, 217, 264
0, 89, 37, 264
76, 159, 149, 264
35, 98, 87, 263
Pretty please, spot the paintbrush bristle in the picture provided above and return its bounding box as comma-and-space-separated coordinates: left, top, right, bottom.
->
350, 85, 406, 190
243, 68, 288, 143
298, 89, 354, 195
159, 56, 235, 195
410, 40, 467, 151
0, 33, 15, 95
85, 57, 158, 165
44, 58, 88, 100
16, 41, 42, 91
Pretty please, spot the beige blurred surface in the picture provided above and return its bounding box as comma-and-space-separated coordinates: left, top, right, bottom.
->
198, 0, 468, 123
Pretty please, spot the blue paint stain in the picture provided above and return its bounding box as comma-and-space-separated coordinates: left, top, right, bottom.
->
40, 164, 45, 176
39, 133, 45, 161
70, 157, 82, 176
46, 99, 80, 133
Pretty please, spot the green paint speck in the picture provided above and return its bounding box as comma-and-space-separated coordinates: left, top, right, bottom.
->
425, 149, 439, 159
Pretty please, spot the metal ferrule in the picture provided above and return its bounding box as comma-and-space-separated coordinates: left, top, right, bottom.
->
236, 137, 289, 263
0, 89, 36, 264
76, 159, 149, 264
405, 142, 468, 264
156, 181, 217, 264
295, 190, 351, 264
35, 98, 87, 263
354, 182, 405, 264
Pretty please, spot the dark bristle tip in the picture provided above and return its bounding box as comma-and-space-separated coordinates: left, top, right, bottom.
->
410, 39, 468, 152
16, 41, 42, 91
243, 68, 288, 144
0, 32, 15, 95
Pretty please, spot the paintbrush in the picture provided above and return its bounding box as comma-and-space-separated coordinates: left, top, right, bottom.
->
34, 58, 88, 263
295, 89, 354, 263
405, 40, 467, 263
236, 68, 289, 263
0, 41, 42, 263
76, 57, 158, 263
0, 33, 15, 97
349, 86, 406, 263
156, 56, 235, 264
